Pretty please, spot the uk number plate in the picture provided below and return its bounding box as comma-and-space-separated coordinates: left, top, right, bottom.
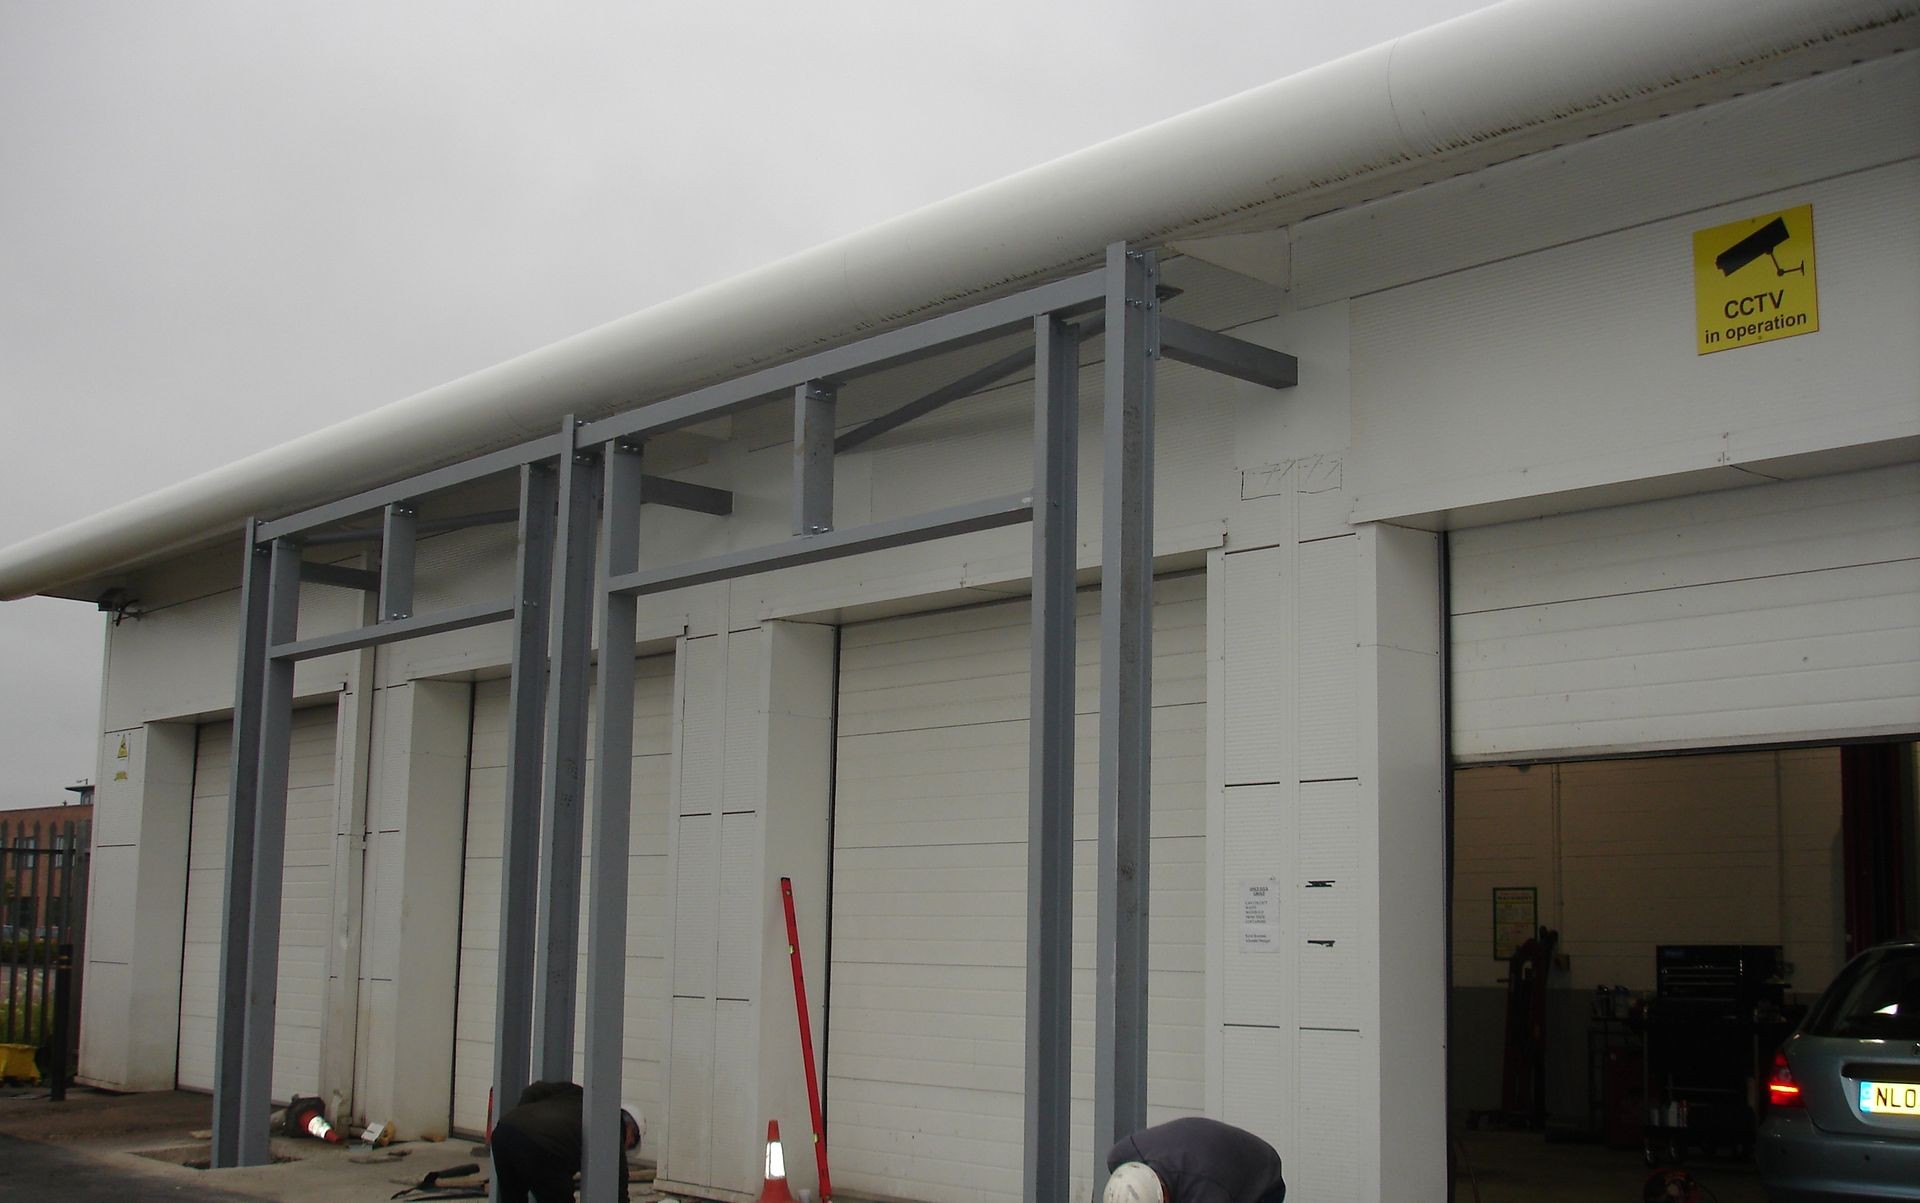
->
1861, 1081, 1920, 1115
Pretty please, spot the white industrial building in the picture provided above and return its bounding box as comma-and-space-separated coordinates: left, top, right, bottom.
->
2, 2, 1916, 1200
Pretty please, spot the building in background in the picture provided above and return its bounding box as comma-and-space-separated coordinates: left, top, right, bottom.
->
2, 799, 93, 935
0, 2, 1914, 1199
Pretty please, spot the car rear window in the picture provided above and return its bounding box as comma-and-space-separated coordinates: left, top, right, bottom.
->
1806, 948, 1920, 1039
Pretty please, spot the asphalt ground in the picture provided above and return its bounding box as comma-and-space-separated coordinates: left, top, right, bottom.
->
0, 1129, 264, 1202
0, 1086, 672, 1202
1454, 1128, 1768, 1203
0, 1087, 489, 1202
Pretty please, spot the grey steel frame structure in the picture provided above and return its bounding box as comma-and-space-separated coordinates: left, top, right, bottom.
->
209, 242, 1295, 1202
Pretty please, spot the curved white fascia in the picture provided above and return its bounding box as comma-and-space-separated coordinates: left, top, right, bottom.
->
3, 0, 1914, 600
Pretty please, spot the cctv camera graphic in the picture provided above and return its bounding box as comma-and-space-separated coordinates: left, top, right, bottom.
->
1715, 218, 1805, 278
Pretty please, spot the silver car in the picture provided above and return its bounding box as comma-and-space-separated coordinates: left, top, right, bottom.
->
1761, 940, 1920, 1200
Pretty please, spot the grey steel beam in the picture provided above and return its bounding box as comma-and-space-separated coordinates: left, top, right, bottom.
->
260, 273, 1107, 543
639, 475, 733, 516
608, 493, 1034, 598
579, 440, 643, 1203
236, 537, 304, 1165
532, 432, 602, 1077
1158, 316, 1298, 390
576, 268, 1105, 448
303, 480, 724, 548
491, 464, 559, 1160
268, 597, 516, 661
300, 508, 523, 548
380, 503, 417, 621
299, 561, 382, 592
834, 315, 1106, 455
793, 382, 836, 535
258, 432, 568, 542
415, 507, 523, 535
1023, 315, 1079, 1203
211, 525, 271, 1168
1093, 243, 1156, 1181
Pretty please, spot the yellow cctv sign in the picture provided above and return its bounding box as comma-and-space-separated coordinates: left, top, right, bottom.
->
1694, 204, 1818, 355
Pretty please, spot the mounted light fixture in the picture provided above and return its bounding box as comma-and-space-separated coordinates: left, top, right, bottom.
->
93, 587, 140, 625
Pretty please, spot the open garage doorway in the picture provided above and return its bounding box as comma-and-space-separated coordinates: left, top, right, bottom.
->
1447, 740, 1918, 1202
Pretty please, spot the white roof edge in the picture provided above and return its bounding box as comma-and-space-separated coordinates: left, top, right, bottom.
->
4, 0, 1915, 600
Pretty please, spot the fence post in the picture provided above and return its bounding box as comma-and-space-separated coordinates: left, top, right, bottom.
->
1, 817, 9, 1046
65, 820, 89, 1089
49, 944, 71, 1102
3, 819, 21, 1045
35, 820, 50, 1056
1, 820, 10, 1046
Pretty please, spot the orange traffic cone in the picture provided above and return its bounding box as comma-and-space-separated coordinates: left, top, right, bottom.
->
286, 1096, 343, 1144
756, 1120, 796, 1203
303, 1110, 343, 1143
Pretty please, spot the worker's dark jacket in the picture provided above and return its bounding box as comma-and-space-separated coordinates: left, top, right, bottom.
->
496, 1081, 628, 1202
1106, 1116, 1286, 1203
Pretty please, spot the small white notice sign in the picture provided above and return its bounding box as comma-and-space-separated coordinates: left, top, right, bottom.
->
1240, 877, 1279, 952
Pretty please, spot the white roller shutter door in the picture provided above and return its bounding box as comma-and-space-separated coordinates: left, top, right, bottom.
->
1451, 465, 1920, 762
177, 704, 338, 1098
828, 575, 1206, 1203
451, 656, 677, 1135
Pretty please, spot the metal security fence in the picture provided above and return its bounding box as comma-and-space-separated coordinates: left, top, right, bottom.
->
0, 816, 89, 1098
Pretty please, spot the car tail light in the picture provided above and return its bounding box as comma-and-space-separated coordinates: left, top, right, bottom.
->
1768, 1048, 1803, 1109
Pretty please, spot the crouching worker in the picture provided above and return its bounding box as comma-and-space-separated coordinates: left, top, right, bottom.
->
489, 1080, 643, 1203
1104, 1116, 1286, 1203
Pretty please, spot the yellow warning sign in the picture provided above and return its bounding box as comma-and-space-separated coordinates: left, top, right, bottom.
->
1694, 204, 1818, 355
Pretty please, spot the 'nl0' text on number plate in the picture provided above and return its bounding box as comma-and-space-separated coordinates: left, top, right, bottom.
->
1861, 1081, 1920, 1115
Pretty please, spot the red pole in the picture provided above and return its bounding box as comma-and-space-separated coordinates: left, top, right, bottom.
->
781, 877, 832, 1201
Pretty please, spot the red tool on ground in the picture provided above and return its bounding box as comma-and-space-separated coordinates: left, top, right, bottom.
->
781, 877, 832, 1201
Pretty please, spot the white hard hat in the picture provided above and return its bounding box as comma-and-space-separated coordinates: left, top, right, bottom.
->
1104, 1161, 1166, 1203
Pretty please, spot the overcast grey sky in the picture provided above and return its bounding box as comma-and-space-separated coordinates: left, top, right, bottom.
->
0, 0, 1488, 807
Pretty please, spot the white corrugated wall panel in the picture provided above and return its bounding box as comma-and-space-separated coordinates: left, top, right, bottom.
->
1221, 548, 1289, 783
709, 998, 758, 1198
828, 575, 1206, 1203
1220, 1024, 1288, 1157
1452, 465, 1920, 760
177, 705, 337, 1098
1295, 55, 1920, 310
1348, 160, 1920, 525
1295, 780, 1361, 1033
1221, 785, 1288, 1027
1295, 539, 1357, 781
667, 995, 715, 1183
450, 656, 675, 1134
1291, 1031, 1363, 1203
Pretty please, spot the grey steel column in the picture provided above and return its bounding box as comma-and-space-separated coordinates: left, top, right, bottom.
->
491, 464, 559, 1158
212, 524, 271, 1167
1093, 242, 1156, 1187
793, 382, 836, 534
579, 440, 643, 1203
532, 427, 603, 1077
379, 502, 417, 621
236, 536, 304, 1165
1023, 315, 1079, 1203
